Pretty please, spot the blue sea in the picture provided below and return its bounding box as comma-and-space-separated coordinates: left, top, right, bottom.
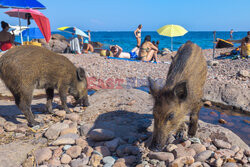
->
16, 31, 248, 52
53, 31, 247, 52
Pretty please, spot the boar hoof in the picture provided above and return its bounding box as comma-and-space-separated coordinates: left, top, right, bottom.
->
28, 120, 40, 127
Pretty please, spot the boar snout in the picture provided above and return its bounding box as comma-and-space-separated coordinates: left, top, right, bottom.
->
74, 96, 89, 107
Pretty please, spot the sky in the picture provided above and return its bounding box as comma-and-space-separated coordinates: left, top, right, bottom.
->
0, 0, 249, 31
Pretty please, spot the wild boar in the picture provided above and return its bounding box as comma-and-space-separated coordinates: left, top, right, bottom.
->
0, 45, 89, 126
148, 41, 207, 150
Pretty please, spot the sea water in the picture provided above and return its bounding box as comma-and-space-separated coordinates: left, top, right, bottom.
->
15, 31, 248, 52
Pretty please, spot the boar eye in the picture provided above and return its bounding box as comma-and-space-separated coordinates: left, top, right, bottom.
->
166, 113, 174, 121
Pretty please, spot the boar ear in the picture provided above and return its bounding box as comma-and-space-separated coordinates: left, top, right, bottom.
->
76, 68, 86, 81
148, 77, 158, 97
173, 82, 187, 101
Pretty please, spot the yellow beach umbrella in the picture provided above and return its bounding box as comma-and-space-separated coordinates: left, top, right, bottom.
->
157, 24, 188, 51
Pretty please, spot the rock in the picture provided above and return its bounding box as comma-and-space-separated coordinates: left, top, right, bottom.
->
70, 158, 88, 167
105, 138, 120, 152
22, 156, 35, 167
213, 139, 231, 149
0, 126, 4, 134
218, 119, 227, 124
222, 163, 237, 167
215, 158, 223, 167
76, 138, 88, 148
95, 146, 111, 157
51, 34, 67, 41
170, 156, 194, 167
207, 144, 217, 151
45, 122, 69, 140
207, 60, 219, 66
204, 101, 212, 107
4, 121, 17, 132
89, 154, 102, 167
63, 145, 71, 151
113, 161, 127, 167
83, 146, 94, 157
181, 140, 191, 147
194, 150, 213, 162
48, 158, 61, 166
51, 137, 75, 145
148, 152, 174, 162
103, 156, 117, 165
124, 146, 140, 155
52, 146, 63, 158
90, 41, 103, 48
116, 145, 127, 157
230, 145, 240, 153
172, 147, 196, 158
234, 149, 244, 160
66, 146, 82, 159
189, 144, 206, 154
89, 129, 115, 141
79, 123, 93, 136
166, 144, 178, 152
244, 149, 250, 156
65, 113, 80, 122
189, 162, 202, 167
61, 154, 72, 164
117, 156, 137, 165
54, 110, 66, 117
238, 70, 249, 78
0, 117, 6, 126
214, 149, 235, 159
60, 127, 78, 136
34, 147, 52, 164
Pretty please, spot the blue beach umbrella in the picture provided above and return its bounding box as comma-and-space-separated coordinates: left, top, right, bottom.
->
22, 28, 44, 40
0, 0, 46, 44
58, 27, 89, 38
0, 0, 46, 9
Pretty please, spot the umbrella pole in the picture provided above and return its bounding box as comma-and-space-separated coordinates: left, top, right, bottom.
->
171, 37, 173, 51
18, 9, 23, 45
212, 31, 216, 60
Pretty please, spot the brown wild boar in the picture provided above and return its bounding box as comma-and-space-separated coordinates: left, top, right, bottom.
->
148, 41, 207, 150
0, 45, 89, 126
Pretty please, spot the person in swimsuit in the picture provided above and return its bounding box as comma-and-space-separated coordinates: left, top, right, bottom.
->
110, 45, 130, 58
139, 35, 158, 62
0, 21, 15, 51
134, 24, 142, 47
241, 36, 250, 58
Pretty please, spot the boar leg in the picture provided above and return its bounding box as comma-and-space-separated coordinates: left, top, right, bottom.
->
188, 102, 202, 136
45, 88, 54, 113
82, 94, 89, 107
59, 87, 71, 113
14, 92, 39, 127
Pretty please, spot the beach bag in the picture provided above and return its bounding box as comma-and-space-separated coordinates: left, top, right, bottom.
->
129, 51, 138, 59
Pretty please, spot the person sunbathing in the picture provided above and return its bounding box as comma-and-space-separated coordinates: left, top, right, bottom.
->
139, 35, 158, 62
110, 45, 130, 58
0, 21, 15, 51
241, 36, 250, 58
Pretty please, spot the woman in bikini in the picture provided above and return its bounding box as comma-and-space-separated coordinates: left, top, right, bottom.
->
134, 24, 142, 47
0, 21, 15, 51
139, 35, 158, 62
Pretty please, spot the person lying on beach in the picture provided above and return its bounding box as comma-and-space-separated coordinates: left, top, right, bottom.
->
138, 35, 159, 62
241, 36, 250, 58
110, 45, 130, 58
0, 21, 15, 51
83, 37, 94, 53
134, 24, 142, 47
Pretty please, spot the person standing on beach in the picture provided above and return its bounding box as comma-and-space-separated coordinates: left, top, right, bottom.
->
134, 24, 142, 47
230, 29, 234, 40
87, 30, 91, 42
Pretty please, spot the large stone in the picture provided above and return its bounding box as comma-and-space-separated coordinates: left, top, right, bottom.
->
238, 70, 249, 78
66, 146, 82, 158
79, 123, 93, 136
89, 129, 115, 141
65, 113, 80, 122
194, 150, 213, 162
105, 138, 120, 152
213, 139, 231, 149
124, 146, 140, 155
34, 147, 52, 164
52, 137, 75, 145
170, 156, 194, 167
60, 127, 78, 136
76, 137, 88, 148
172, 147, 196, 158
148, 152, 174, 162
45, 122, 69, 140
95, 146, 111, 157
4, 121, 17, 132
189, 144, 206, 154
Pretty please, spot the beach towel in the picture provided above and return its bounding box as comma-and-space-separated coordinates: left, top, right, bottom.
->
106, 56, 171, 64
69, 37, 81, 54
